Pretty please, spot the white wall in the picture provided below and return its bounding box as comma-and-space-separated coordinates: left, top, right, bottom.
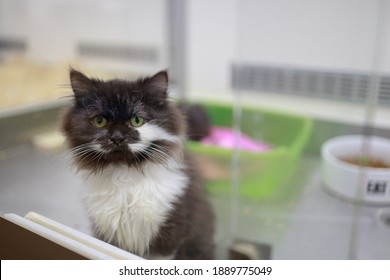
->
1, 0, 389, 99
187, 0, 238, 97
186, 0, 390, 99
0, 0, 168, 72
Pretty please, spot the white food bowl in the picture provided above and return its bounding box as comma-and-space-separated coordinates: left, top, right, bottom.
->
321, 135, 390, 205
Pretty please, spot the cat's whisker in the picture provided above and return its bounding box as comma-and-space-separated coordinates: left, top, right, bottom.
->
96, 150, 106, 166
58, 144, 94, 162
89, 151, 105, 165
78, 149, 102, 161
56, 83, 71, 89
136, 149, 160, 165
133, 151, 145, 167
147, 149, 170, 164
149, 148, 172, 162
71, 148, 95, 158
142, 150, 165, 165
149, 144, 175, 158
58, 94, 75, 100
143, 145, 176, 166
68, 142, 94, 151
66, 143, 104, 165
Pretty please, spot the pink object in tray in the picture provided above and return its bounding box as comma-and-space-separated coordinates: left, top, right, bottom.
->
201, 127, 271, 152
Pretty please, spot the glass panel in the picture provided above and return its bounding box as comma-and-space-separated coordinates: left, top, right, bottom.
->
0, 0, 169, 239
227, 0, 390, 259
1, 0, 390, 260
0, 0, 168, 110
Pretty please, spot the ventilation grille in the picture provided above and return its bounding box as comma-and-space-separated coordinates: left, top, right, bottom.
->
78, 42, 157, 63
0, 37, 26, 52
232, 64, 390, 106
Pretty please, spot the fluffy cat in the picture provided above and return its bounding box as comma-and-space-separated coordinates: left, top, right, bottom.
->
61, 69, 214, 259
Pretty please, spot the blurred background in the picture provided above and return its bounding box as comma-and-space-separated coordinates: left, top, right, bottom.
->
1, 0, 390, 259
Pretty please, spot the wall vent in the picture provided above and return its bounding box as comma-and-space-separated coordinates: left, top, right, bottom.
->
0, 37, 26, 52
232, 64, 390, 106
78, 42, 157, 63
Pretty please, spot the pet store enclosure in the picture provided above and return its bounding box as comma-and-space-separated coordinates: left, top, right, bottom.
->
1, 0, 390, 259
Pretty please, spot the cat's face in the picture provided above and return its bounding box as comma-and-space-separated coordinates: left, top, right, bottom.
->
62, 69, 185, 171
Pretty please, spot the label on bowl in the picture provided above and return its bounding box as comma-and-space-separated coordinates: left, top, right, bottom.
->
366, 180, 389, 196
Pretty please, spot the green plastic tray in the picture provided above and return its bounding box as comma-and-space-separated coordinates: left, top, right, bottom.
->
186, 102, 312, 199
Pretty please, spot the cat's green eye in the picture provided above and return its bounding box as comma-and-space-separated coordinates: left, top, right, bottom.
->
130, 115, 145, 127
92, 116, 108, 128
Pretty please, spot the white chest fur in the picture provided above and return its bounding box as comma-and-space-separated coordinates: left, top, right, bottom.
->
82, 162, 188, 257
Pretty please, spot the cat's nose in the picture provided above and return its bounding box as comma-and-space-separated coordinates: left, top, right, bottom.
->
110, 130, 125, 144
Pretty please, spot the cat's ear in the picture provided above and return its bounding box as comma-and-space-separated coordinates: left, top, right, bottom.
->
69, 68, 93, 98
144, 70, 168, 98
